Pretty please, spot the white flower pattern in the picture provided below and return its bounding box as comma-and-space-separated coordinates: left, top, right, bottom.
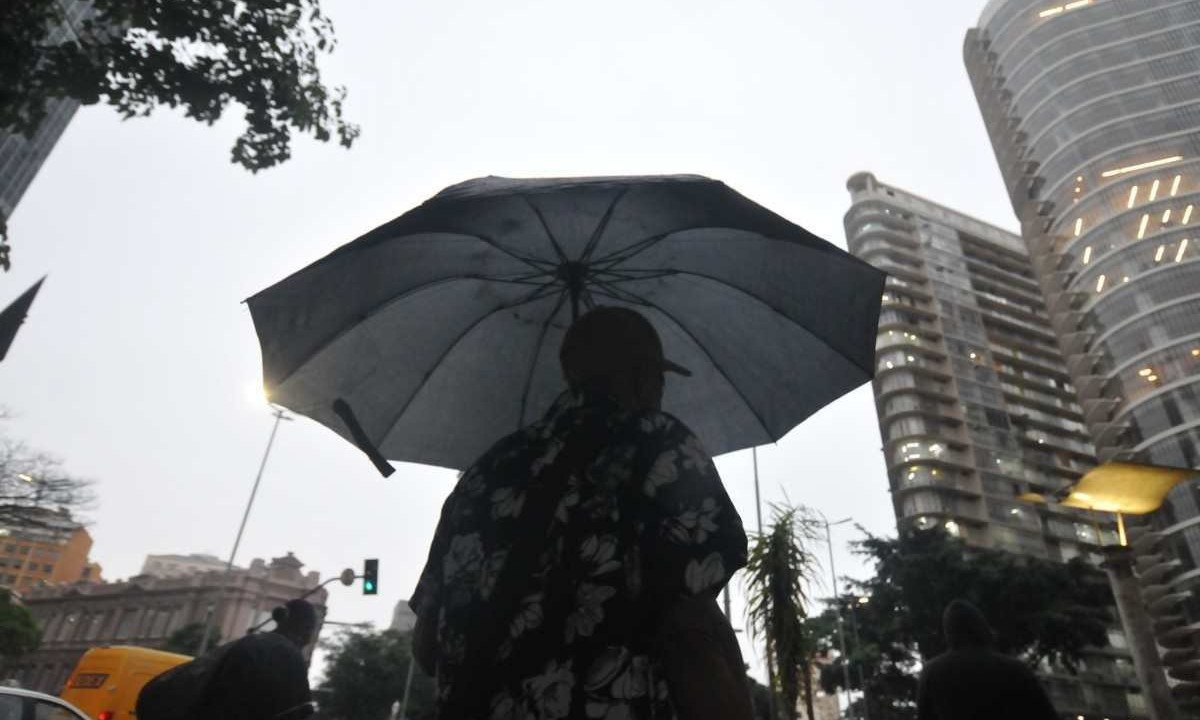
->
411, 388, 747, 720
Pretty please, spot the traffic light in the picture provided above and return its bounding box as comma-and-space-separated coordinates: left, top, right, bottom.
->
363, 558, 379, 595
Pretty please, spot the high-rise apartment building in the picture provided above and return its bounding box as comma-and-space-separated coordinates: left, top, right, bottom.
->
0, 507, 102, 591
0, 0, 95, 220
964, 0, 1200, 691
846, 172, 1141, 718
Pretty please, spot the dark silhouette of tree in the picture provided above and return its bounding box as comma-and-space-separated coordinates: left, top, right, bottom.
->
163, 622, 212, 657
0, 590, 40, 664
814, 528, 1112, 720
318, 628, 435, 720
0, 414, 95, 530
0, 0, 359, 267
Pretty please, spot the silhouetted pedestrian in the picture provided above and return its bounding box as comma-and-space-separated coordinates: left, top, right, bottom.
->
917, 599, 1058, 720
204, 598, 318, 719
411, 306, 749, 720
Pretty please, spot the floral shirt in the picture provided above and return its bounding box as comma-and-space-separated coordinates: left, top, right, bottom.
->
411, 388, 747, 720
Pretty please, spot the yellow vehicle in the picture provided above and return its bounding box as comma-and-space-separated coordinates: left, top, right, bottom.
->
59, 646, 191, 720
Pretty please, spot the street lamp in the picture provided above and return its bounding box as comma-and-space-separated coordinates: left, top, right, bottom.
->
818, 513, 858, 720
196, 403, 292, 655
1019, 461, 1196, 720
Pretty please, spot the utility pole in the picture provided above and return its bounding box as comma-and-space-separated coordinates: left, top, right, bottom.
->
197, 406, 290, 655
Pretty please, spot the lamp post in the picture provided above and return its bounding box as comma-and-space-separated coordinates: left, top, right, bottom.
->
1019, 461, 1196, 720
819, 512, 855, 719
196, 404, 291, 656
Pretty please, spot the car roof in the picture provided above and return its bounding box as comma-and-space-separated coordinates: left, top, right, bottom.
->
0, 687, 88, 714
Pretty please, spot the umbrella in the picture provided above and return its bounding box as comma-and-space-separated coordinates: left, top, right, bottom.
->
248, 175, 884, 475
0, 277, 45, 363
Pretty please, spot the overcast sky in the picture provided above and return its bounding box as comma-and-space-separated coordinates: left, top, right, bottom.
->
2, 0, 1016, 681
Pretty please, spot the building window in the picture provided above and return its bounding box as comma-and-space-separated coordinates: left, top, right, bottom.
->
115, 608, 139, 639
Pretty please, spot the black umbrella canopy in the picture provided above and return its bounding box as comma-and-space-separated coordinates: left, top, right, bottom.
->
248, 175, 884, 473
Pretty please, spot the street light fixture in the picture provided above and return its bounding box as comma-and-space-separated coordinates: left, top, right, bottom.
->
1019, 461, 1196, 720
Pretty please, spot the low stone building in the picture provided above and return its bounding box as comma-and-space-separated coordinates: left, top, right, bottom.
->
140, 553, 226, 579
10, 552, 327, 693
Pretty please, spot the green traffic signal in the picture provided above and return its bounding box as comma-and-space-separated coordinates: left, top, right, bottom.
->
363, 558, 379, 596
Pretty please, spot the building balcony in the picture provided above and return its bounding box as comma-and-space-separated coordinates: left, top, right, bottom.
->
1148, 591, 1193, 618
1082, 397, 1122, 425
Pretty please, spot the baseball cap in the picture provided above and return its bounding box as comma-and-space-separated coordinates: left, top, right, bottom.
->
560, 306, 692, 381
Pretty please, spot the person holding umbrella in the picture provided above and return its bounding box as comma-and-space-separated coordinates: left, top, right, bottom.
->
247, 174, 886, 719
411, 306, 750, 720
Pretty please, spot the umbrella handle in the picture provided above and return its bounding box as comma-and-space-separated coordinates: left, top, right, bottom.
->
332, 399, 396, 478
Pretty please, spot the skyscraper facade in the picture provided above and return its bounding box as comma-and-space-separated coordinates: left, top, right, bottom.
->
0, 0, 95, 220
846, 172, 1141, 718
965, 0, 1200, 686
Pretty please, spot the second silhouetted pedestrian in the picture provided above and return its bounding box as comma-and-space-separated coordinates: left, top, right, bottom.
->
917, 599, 1058, 720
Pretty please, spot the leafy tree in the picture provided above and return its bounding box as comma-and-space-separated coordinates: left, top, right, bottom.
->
0, 590, 40, 663
0, 414, 95, 530
815, 528, 1113, 720
743, 504, 824, 720
163, 621, 211, 656
318, 628, 436, 720
0, 0, 359, 267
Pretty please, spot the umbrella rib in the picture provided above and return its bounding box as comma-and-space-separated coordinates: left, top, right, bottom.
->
590, 231, 674, 268
654, 267, 878, 379
517, 288, 570, 427
270, 274, 555, 390
579, 188, 629, 263
645, 303, 776, 443
376, 287, 558, 447
522, 196, 570, 264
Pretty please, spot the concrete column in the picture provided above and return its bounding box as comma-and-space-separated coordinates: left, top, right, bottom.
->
1103, 546, 1181, 720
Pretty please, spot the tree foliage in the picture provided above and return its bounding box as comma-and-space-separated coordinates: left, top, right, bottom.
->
318, 629, 436, 720
743, 504, 824, 720
815, 529, 1113, 720
1, 0, 358, 171
0, 590, 40, 662
0, 413, 95, 530
0, 0, 359, 268
163, 621, 210, 657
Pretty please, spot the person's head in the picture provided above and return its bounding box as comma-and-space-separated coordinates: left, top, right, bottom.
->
942, 598, 995, 650
272, 599, 319, 648
559, 306, 690, 412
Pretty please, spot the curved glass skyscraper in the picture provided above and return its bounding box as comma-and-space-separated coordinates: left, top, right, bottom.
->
966, 0, 1200, 705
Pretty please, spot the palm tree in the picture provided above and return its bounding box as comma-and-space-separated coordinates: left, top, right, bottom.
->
744, 503, 823, 720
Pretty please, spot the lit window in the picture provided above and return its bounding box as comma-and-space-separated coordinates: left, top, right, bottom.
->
1138, 214, 1150, 239
1074, 218, 1084, 236
1177, 238, 1190, 263
1184, 205, 1194, 225
1038, 0, 1091, 17
1127, 186, 1139, 208
1156, 245, 1167, 263
1102, 156, 1184, 178
1171, 175, 1183, 196
1191, 349, 1199, 358
1150, 179, 1162, 201
1139, 368, 1154, 377
1082, 246, 1093, 264
1096, 274, 1106, 292
1163, 209, 1173, 224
